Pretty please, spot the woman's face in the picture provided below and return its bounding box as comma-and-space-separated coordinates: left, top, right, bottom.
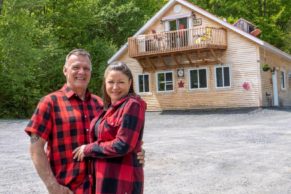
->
105, 70, 132, 104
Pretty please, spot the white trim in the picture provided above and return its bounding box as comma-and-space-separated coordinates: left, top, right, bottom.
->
107, 43, 128, 64
136, 73, 152, 95
214, 64, 232, 89
188, 67, 209, 90
280, 69, 286, 90
164, 21, 170, 31
288, 71, 291, 90
156, 70, 175, 93
262, 43, 291, 62
161, 12, 192, 21
107, 0, 291, 64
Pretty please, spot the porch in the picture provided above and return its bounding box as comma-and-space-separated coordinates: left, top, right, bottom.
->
128, 27, 227, 71
128, 27, 227, 58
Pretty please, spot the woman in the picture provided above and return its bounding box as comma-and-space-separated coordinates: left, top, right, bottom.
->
73, 61, 146, 194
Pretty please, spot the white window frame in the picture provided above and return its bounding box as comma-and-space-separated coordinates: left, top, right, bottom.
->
214, 64, 231, 89
156, 71, 174, 92
188, 67, 208, 90
164, 15, 191, 32
280, 70, 286, 90
136, 73, 151, 95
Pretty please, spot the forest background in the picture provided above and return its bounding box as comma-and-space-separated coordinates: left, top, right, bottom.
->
0, 0, 290, 118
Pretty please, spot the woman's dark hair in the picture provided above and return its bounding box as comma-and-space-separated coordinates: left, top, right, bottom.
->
102, 61, 136, 109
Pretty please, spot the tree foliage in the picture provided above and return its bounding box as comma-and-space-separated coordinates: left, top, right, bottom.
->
0, 0, 290, 118
191, 0, 291, 52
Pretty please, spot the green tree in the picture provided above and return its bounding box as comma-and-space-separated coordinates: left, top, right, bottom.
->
92, 0, 165, 47
191, 0, 291, 52
0, 0, 47, 117
0, 0, 116, 118
0, 0, 289, 118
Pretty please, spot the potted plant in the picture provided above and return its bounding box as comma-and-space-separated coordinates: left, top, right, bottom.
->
262, 63, 271, 72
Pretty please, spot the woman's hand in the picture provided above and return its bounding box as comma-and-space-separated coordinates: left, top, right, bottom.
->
72, 145, 86, 161
137, 149, 145, 166
137, 141, 145, 166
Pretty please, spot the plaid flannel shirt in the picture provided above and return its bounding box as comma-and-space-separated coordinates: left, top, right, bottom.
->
84, 95, 146, 194
25, 84, 103, 193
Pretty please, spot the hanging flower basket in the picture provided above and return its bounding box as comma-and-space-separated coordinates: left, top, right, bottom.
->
262, 64, 271, 72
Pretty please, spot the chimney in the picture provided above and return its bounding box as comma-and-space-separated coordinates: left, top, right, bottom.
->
250, 28, 262, 37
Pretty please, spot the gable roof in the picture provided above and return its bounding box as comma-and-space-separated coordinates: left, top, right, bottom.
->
108, 0, 291, 64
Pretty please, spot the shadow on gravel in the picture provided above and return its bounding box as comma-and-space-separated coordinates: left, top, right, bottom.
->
159, 107, 291, 115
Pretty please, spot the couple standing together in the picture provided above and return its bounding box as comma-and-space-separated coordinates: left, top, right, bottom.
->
25, 49, 146, 194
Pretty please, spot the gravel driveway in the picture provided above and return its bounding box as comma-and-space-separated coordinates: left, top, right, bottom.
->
0, 108, 291, 194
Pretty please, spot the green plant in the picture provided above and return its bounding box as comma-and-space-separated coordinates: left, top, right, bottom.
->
262, 63, 271, 72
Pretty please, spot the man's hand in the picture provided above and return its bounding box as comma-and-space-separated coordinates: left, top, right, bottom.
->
47, 182, 73, 194
29, 134, 73, 194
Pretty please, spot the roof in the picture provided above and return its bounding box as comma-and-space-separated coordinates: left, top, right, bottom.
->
108, 0, 291, 64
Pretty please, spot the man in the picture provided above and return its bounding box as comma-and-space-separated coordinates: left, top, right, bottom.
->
25, 49, 144, 194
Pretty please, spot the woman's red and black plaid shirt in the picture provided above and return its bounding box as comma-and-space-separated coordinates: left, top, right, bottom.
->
25, 84, 103, 193
84, 95, 147, 194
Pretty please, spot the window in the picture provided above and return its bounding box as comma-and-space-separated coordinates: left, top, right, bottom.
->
138, 74, 150, 93
168, 17, 188, 47
215, 65, 230, 88
169, 17, 188, 31
281, 70, 286, 90
157, 71, 173, 92
189, 68, 207, 89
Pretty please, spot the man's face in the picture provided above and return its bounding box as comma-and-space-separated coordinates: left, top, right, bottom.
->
63, 54, 91, 94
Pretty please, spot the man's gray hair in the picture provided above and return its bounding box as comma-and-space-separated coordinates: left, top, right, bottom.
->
65, 49, 92, 69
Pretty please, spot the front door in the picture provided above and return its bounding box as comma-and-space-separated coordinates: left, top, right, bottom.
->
272, 70, 279, 106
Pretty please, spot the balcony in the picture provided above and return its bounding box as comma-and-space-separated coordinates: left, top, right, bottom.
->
128, 27, 227, 58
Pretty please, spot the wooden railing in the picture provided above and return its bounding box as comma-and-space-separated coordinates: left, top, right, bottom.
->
128, 27, 227, 58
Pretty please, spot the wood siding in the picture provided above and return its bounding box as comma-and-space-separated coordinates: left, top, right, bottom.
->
114, 2, 290, 111
260, 48, 291, 106
120, 30, 262, 111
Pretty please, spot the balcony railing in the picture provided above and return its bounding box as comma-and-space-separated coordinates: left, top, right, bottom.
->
128, 27, 227, 58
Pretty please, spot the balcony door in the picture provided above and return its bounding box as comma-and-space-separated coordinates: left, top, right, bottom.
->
169, 17, 188, 31
168, 17, 188, 48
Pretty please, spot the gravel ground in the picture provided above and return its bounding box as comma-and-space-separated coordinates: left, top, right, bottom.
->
0, 108, 291, 194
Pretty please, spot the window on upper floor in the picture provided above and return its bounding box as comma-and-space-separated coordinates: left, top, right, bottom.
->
169, 17, 188, 31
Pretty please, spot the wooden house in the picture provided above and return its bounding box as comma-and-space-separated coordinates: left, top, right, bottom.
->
108, 0, 291, 111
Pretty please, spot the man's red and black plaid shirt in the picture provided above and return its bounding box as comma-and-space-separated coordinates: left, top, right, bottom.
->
84, 95, 146, 194
25, 84, 103, 193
